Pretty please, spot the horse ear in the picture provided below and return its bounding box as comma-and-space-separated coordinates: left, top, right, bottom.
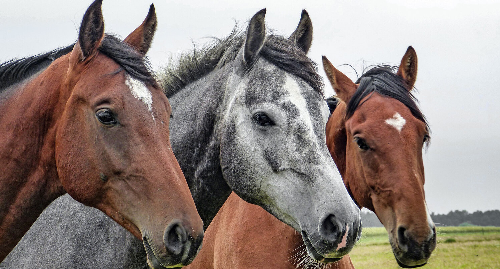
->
75, 0, 105, 61
124, 4, 157, 55
289, 10, 313, 53
322, 56, 357, 104
244, 9, 266, 65
397, 46, 418, 90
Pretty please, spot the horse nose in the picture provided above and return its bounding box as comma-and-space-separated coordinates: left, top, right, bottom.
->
164, 220, 188, 256
397, 225, 436, 262
320, 214, 343, 242
397, 226, 410, 253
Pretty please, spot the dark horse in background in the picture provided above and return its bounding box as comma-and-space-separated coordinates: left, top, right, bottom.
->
2, 9, 362, 268
0, 1, 204, 268
183, 47, 436, 269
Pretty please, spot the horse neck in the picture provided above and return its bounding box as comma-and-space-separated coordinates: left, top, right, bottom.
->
168, 69, 232, 229
0, 56, 69, 259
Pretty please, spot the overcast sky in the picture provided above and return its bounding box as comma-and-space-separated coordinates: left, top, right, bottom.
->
1, 0, 499, 214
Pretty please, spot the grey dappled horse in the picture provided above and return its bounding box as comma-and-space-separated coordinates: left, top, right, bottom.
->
2, 9, 361, 268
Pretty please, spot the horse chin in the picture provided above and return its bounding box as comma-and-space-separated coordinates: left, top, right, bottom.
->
395, 257, 427, 268
390, 240, 430, 268
301, 231, 342, 264
143, 236, 182, 269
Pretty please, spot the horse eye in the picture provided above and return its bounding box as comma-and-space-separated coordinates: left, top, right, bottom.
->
354, 136, 370, 151
252, 112, 275, 127
96, 108, 117, 126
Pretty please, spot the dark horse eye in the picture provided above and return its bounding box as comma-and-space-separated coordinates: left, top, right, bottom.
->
253, 112, 275, 127
96, 108, 117, 126
354, 136, 370, 151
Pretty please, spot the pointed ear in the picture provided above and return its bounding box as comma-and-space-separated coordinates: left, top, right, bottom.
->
322, 56, 357, 104
244, 9, 266, 66
397, 46, 418, 90
75, 0, 105, 61
289, 10, 313, 53
124, 4, 157, 55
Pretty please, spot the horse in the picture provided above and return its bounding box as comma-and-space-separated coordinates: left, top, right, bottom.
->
183, 46, 437, 269
1, 9, 362, 268
0, 1, 204, 268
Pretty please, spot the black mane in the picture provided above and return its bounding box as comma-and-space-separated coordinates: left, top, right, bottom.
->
160, 28, 323, 97
346, 67, 429, 129
0, 45, 73, 90
0, 35, 157, 93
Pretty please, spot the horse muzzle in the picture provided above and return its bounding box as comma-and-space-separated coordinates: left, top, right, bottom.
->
392, 225, 437, 268
301, 213, 362, 263
143, 220, 204, 268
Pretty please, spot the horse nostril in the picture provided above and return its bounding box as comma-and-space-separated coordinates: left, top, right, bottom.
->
398, 226, 409, 251
321, 214, 342, 241
164, 221, 188, 256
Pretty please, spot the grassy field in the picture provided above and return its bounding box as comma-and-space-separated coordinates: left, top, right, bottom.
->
349, 226, 500, 269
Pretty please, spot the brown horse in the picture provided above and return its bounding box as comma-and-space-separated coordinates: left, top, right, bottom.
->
0, 1, 203, 267
186, 46, 436, 269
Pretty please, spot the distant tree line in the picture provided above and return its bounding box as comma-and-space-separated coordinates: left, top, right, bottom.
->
431, 210, 500, 227
360, 210, 500, 227
360, 210, 383, 227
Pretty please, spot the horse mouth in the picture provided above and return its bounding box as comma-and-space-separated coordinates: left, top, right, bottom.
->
392, 247, 430, 268
301, 231, 341, 264
390, 236, 432, 268
143, 237, 182, 269
395, 257, 427, 268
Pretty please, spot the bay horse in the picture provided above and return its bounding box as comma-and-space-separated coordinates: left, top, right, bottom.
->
0, 1, 204, 268
1, 9, 361, 268
184, 47, 436, 269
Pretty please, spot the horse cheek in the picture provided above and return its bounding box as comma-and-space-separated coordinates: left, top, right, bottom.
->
55, 105, 102, 206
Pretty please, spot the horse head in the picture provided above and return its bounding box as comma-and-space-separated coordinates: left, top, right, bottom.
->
323, 47, 436, 267
219, 9, 361, 262
55, 2, 203, 267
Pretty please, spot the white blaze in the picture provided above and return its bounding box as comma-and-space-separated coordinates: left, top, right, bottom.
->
125, 75, 153, 113
385, 112, 406, 132
285, 74, 317, 141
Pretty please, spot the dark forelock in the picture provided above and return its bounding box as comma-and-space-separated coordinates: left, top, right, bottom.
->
347, 67, 429, 129
99, 35, 157, 87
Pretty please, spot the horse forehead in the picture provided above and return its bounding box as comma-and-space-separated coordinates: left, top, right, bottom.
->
284, 75, 315, 115
81, 64, 157, 119
356, 94, 407, 120
242, 62, 325, 124
282, 74, 328, 134
125, 75, 153, 112
244, 62, 288, 102
385, 112, 406, 132
347, 95, 400, 132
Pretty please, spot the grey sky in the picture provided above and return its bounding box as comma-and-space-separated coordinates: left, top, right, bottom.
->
1, 0, 499, 214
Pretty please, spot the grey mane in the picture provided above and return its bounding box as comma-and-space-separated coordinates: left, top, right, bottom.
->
160, 27, 323, 97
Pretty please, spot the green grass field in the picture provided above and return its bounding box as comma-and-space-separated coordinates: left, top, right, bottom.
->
349, 226, 500, 269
